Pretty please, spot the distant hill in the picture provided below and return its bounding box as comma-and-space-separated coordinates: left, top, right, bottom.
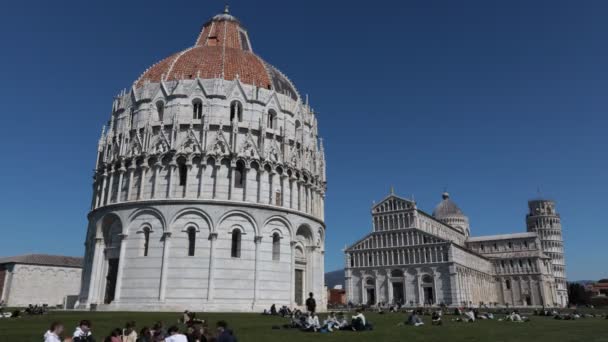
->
325, 269, 345, 289
570, 280, 596, 285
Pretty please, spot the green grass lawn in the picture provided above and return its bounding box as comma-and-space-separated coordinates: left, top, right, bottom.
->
0, 311, 607, 342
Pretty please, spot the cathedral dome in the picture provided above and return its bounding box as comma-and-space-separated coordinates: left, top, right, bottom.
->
433, 192, 464, 218
433, 192, 470, 235
135, 6, 300, 101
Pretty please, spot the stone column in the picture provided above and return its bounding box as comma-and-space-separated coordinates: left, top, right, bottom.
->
198, 161, 206, 198
126, 163, 135, 201
297, 180, 302, 211
242, 166, 249, 201
159, 232, 172, 301
212, 164, 220, 199
373, 270, 380, 305
184, 160, 192, 198
151, 160, 162, 199
268, 170, 274, 205
207, 232, 218, 300
116, 161, 126, 203
113, 233, 128, 302
138, 158, 149, 200
228, 160, 235, 200
252, 235, 262, 309
107, 166, 115, 204
290, 241, 296, 307
167, 157, 177, 198
280, 174, 287, 207
387, 272, 394, 304
416, 273, 423, 306
86, 237, 104, 305
99, 168, 108, 206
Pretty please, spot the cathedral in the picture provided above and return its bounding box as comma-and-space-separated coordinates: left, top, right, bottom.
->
77, 8, 327, 312
344, 191, 568, 308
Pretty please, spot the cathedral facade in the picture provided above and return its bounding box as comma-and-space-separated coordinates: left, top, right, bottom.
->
77, 8, 327, 312
344, 192, 568, 308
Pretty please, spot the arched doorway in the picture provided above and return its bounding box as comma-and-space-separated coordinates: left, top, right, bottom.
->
421, 274, 434, 305
99, 214, 122, 304
294, 225, 314, 306
294, 245, 306, 305
391, 269, 405, 305
365, 278, 376, 305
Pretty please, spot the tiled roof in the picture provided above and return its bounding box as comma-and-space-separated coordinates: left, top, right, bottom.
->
433, 193, 465, 218
135, 9, 300, 101
0, 254, 83, 268
467, 232, 537, 242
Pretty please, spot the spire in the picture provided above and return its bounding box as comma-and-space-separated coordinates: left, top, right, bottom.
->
224, 4, 230, 14
390, 185, 395, 195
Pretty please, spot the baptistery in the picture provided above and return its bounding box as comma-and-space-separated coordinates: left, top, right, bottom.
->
77, 7, 327, 312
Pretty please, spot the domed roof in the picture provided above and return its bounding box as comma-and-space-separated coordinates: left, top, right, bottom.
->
432, 192, 465, 219
135, 7, 300, 101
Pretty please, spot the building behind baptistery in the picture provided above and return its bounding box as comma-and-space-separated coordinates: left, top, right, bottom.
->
77, 7, 327, 312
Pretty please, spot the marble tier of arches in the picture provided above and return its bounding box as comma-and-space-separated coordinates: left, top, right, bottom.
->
92, 154, 325, 221
77, 204, 326, 312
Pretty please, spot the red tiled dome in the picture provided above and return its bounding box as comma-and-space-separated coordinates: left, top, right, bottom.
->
135, 8, 299, 100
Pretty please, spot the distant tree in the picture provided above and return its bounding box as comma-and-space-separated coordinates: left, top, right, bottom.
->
597, 279, 608, 283
568, 282, 591, 306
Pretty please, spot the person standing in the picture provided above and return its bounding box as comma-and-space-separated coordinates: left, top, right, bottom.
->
73, 320, 94, 342
44, 322, 64, 342
305, 292, 316, 314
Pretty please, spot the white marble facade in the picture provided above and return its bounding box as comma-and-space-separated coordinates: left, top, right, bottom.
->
345, 192, 567, 308
77, 9, 327, 312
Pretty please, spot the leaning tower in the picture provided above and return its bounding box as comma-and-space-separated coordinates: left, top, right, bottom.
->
526, 199, 568, 306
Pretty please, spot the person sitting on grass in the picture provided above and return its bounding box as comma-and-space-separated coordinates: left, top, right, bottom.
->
463, 309, 476, 322
302, 313, 321, 332
351, 309, 367, 331
215, 321, 237, 342
431, 310, 442, 326
104, 328, 122, 342
44, 321, 64, 342
123, 321, 138, 342
137, 327, 152, 342
73, 320, 95, 342
322, 312, 339, 332
164, 326, 187, 342
406, 312, 424, 326
336, 313, 349, 330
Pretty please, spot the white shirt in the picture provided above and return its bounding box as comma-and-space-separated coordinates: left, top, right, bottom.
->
44, 331, 61, 342
165, 334, 188, 342
352, 313, 366, 326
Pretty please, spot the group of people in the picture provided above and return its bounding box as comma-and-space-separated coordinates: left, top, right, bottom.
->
43, 317, 237, 342
288, 310, 371, 332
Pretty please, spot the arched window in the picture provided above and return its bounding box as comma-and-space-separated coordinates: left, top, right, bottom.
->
143, 227, 150, 257
272, 233, 280, 261
295, 120, 301, 135
267, 110, 277, 129
231, 229, 241, 258
179, 162, 188, 186
234, 160, 245, 188
187, 227, 196, 256
156, 101, 164, 122
230, 101, 242, 122
193, 99, 203, 120
505, 279, 511, 290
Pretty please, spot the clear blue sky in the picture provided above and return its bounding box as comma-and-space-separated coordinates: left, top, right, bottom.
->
1, 0, 606, 281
